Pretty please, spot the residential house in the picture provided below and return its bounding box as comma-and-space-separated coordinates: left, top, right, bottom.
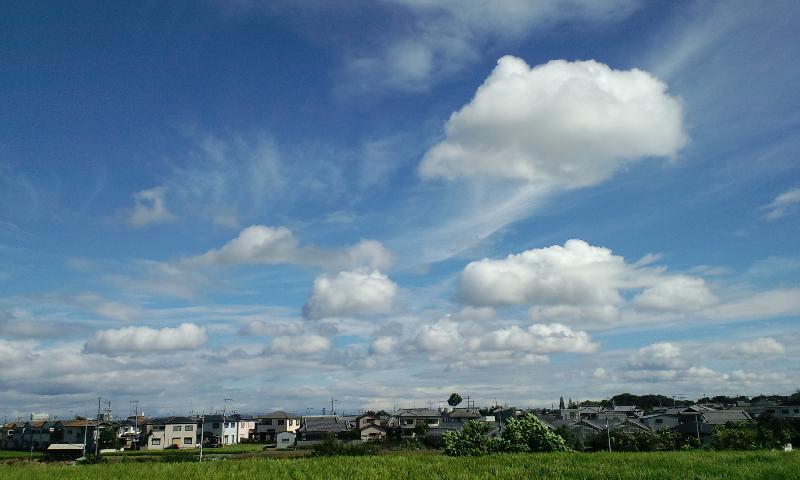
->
200, 414, 238, 446
0, 422, 19, 449
677, 408, 752, 443
298, 415, 350, 443
145, 417, 197, 450
255, 411, 301, 443
60, 419, 98, 451
234, 415, 257, 443
639, 409, 682, 431
746, 405, 800, 419
114, 419, 142, 449
359, 424, 388, 442
356, 413, 390, 430
443, 409, 481, 425
395, 409, 441, 436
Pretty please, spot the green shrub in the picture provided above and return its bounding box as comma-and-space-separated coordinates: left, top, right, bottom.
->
501, 414, 570, 453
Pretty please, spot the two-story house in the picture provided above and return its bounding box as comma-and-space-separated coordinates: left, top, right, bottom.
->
255, 411, 301, 443
145, 417, 197, 450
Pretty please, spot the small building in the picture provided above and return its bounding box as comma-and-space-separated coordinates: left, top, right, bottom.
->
255, 411, 302, 443
200, 415, 239, 446
359, 424, 387, 442
145, 417, 197, 450
394, 409, 441, 436
276, 431, 296, 449
45, 443, 85, 460
298, 416, 350, 443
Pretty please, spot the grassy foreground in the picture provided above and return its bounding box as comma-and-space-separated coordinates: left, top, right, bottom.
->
1, 451, 799, 479
0, 450, 42, 459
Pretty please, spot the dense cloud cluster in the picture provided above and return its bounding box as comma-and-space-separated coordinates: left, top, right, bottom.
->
458, 239, 717, 327
420, 57, 686, 186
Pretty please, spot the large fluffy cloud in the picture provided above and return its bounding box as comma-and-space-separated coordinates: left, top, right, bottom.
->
459, 239, 717, 323
420, 56, 686, 186
303, 270, 398, 319
627, 342, 684, 370
83, 323, 207, 354
183, 225, 392, 271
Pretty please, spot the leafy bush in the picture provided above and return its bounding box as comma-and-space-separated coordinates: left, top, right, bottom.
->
501, 414, 570, 453
712, 423, 760, 450
443, 421, 501, 456
444, 414, 569, 456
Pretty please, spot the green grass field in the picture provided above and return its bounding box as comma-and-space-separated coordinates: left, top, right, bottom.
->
1, 451, 799, 479
0, 450, 42, 459
103, 443, 266, 456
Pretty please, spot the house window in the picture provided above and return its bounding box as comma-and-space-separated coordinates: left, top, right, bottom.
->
173, 426, 182, 432
278, 419, 284, 425
282, 438, 290, 442
184, 437, 193, 445
152, 438, 161, 446
265, 419, 272, 425
426, 419, 437, 425
782, 410, 790, 415
185, 425, 193, 431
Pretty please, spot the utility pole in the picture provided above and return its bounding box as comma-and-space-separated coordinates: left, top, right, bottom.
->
605, 411, 611, 452
199, 413, 204, 462
130, 400, 139, 451
222, 399, 232, 446
95, 397, 102, 456
82, 411, 89, 458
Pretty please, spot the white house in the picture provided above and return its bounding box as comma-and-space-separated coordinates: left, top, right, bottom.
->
200, 415, 238, 446
146, 417, 197, 450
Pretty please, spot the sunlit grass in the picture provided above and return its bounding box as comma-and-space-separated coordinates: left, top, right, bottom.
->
1, 450, 798, 479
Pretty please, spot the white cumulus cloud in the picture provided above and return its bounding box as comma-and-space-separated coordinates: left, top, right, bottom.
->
458, 239, 717, 324
628, 342, 684, 370
84, 323, 207, 355
420, 56, 686, 186
182, 225, 392, 271
303, 270, 398, 319
633, 276, 717, 312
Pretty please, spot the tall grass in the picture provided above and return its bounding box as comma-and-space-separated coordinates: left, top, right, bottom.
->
1, 450, 798, 479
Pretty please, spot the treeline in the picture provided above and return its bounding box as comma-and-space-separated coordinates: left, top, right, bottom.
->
578, 391, 800, 413
444, 416, 800, 455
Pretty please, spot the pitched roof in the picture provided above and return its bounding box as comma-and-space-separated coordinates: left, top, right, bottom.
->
62, 419, 97, 428
147, 416, 195, 425
259, 410, 300, 419
447, 409, 481, 418
301, 416, 348, 433
396, 408, 440, 417
700, 410, 751, 424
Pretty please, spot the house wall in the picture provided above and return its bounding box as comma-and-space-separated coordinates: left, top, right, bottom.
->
147, 423, 197, 450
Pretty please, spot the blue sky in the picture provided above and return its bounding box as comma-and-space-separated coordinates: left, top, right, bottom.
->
1, 0, 799, 418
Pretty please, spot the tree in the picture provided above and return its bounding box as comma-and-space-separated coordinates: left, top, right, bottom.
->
98, 426, 120, 450
559, 396, 565, 410
448, 393, 463, 407
443, 421, 501, 456
501, 414, 570, 453
711, 423, 759, 450
413, 422, 429, 438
